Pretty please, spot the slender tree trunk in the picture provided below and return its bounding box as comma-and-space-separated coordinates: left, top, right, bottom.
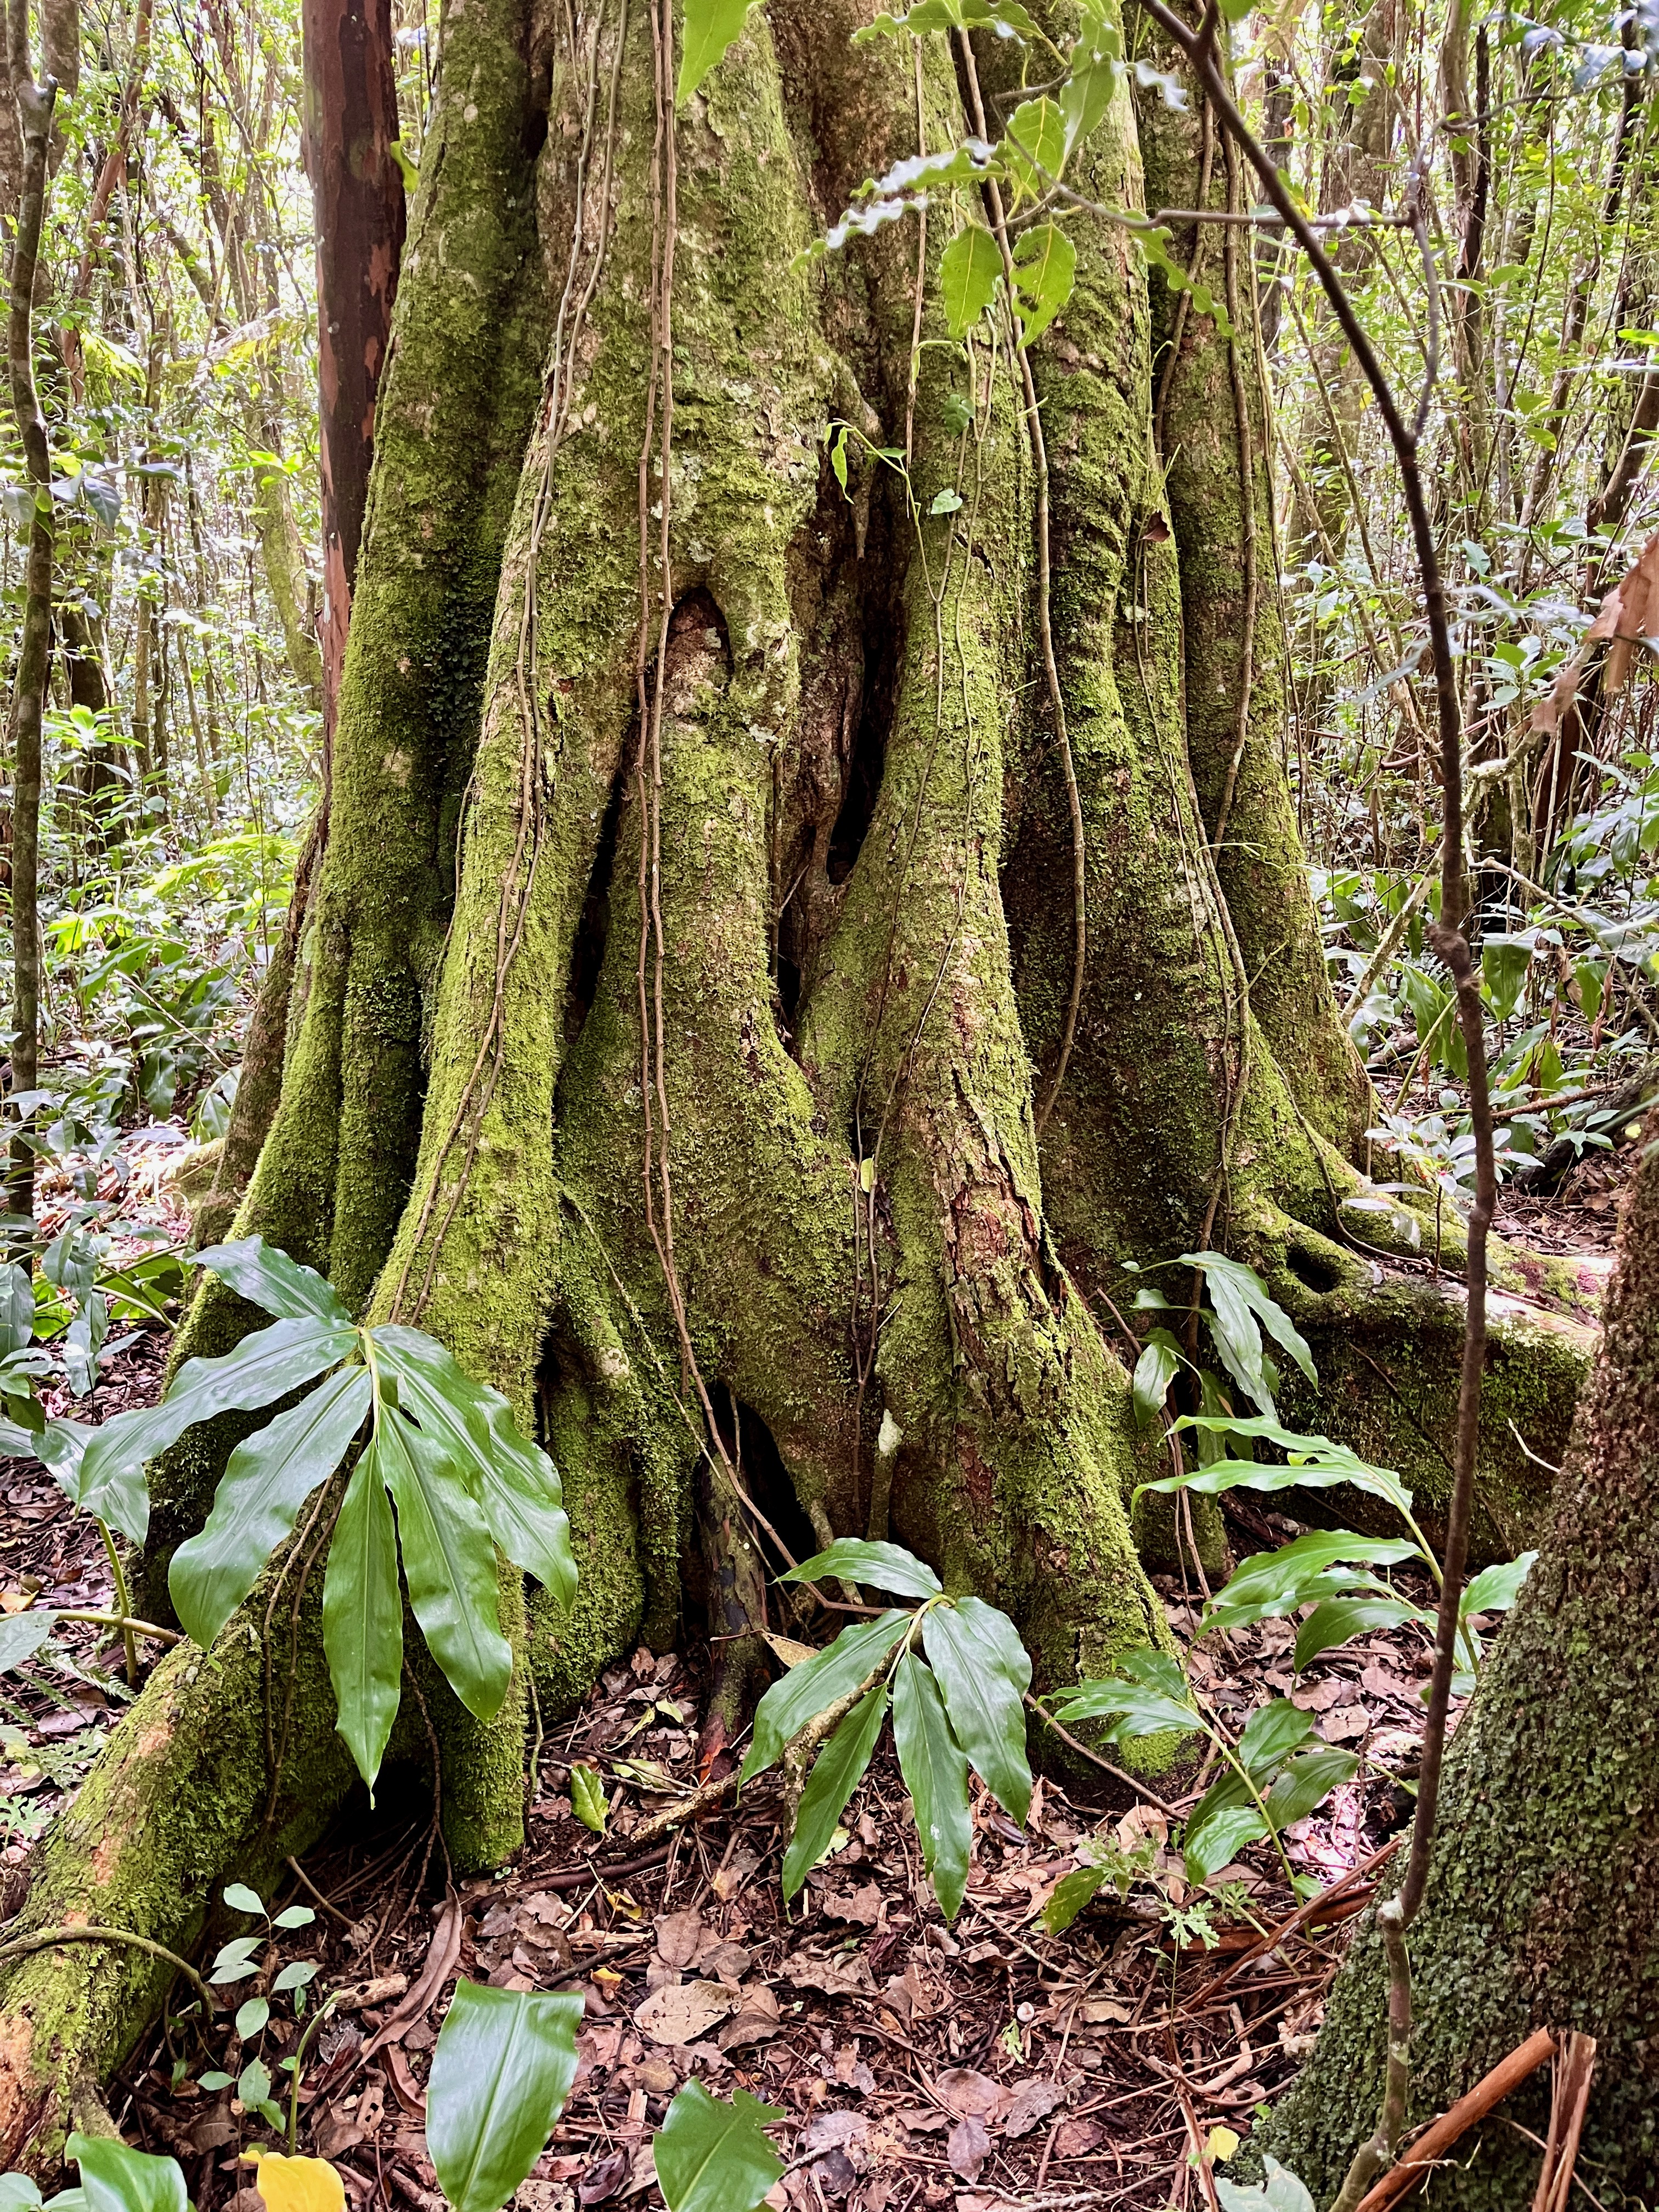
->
190, 0, 408, 1249
1262, 1107, 1659, 2207
4, 5, 55, 1246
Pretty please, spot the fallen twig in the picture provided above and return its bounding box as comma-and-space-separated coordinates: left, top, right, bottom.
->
1353, 2027, 1559, 2210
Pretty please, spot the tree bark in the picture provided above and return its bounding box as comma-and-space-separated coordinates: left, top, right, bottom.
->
0, 0, 1599, 2163
4, 6, 55, 1245
1261, 1108, 1659, 2205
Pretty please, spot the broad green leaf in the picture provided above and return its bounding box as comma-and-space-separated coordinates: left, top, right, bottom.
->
66, 2136, 187, 2212
375, 1406, 510, 1724
1237, 1697, 1316, 1779
272, 1905, 315, 1930
1216, 2158, 1317, 2212
891, 1652, 972, 1918
191, 1237, 352, 1328
939, 225, 1002, 339
1480, 935, 1534, 1022
677, 0, 753, 104
1262, 1746, 1359, 1829
742, 1610, 909, 1782
1294, 1595, 1427, 1671
1053, 1644, 1200, 1741
781, 1684, 889, 1899
1132, 1329, 1184, 1426
209, 1934, 263, 1983
371, 1327, 574, 1612
855, 0, 1035, 38
782, 1539, 941, 1599
1148, 1415, 1415, 1525
1012, 223, 1075, 348
170, 1365, 372, 1647
0, 1611, 55, 1674
1041, 1862, 1107, 1933
427, 1982, 584, 2212
223, 1883, 264, 1915
76, 1314, 358, 1545
1003, 97, 1065, 201
0, 1262, 35, 1358
1204, 1533, 1418, 1631
1060, 22, 1120, 154
1182, 1771, 1267, 1884
922, 1596, 1031, 1824
0, 2177, 43, 2212
1182, 1252, 1317, 1412
272, 1961, 319, 1994
654, 2084, 784, 2212
1462, 1551, 1536, 1617
236, 1997, 270, 2039
571, 1764, 608, 1831
323, 1452, 404, 1787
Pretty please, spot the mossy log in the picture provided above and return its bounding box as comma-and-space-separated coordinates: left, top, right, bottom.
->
0, 0, 1592, 2164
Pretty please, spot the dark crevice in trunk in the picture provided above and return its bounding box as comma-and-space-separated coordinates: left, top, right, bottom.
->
562, 748, 628, 1053
707, 1384, 817, 1587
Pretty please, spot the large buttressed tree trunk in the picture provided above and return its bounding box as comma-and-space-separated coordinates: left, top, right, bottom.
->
0, 0, 1582, 2163
1260, 1113, 1659, 2208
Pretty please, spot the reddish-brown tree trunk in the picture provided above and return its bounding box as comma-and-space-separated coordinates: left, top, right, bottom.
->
302, 0, 405, 753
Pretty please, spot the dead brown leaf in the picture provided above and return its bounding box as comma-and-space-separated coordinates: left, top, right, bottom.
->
633, 1979, 740, 2046
1003, 2080, 1065, 2139
932, 2069, 1010, 2123
947, 2115, 990, 2182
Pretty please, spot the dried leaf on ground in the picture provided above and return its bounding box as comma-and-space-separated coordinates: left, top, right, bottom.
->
947, 2115, 990, 2182
633, 1979, 740, 2046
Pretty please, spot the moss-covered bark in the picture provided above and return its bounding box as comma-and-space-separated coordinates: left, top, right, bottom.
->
12, 0, 1600, 2138
1259, 1117, 1659, 2206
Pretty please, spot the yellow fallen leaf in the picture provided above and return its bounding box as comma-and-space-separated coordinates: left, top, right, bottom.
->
245, 2151, 345, 2212
1205, 2126, 1241, 2166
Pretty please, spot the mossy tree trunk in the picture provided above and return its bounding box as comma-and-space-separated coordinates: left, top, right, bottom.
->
1260, 1111, 1659, 2209
0, 0, 1587, 2166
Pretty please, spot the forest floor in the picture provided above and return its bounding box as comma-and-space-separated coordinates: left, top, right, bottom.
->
0, 1128, 1640, 2210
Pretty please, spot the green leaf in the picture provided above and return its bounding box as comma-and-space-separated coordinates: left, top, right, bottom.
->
1294, 1596, 1428, 1672
1236, 1697, 1316, 1779
1011, 223, 1075, 348
939, 225, 1002, 339
891, 1652, 972, 1918
1132, 1328, 1184, 1427
1052, 1645, 1201, 1742
1182, 1771, 1267, 1884
208, 1935, 263, 1984
170, 1365, 372, 1647
222, 1883, 264, 1915
1040, 1862, 1107, 1933
1480, 935, 1533, 1022
1003, 97, 1065, 201
1262, 1746, 1359, 1829
0, 1262, 35, 1359
272, 1961, 319, 1994
741, 1610, 910, 1782
374, 1404, 510, 1724
76, 1315, 358, 1545
781, 1539, 941, 1600
0, 2176, 43, 2212
921, 1596, 1031, 1824
427, 1981, 584, 2212
1149, 1414, 1415, 1526
1181, 1252, 1317, 1414
235, 1997, 270, 2040
272, 1905, 315, 1930
654, 2083, 784, 2212
371, 1327, 575, 1613
571, 1764, 608, 1832
1059, 11, 1122, 153
1215, 2158, 1316, 2212
1204, 1533, 1419, 1633
66, 2136, 187, 2212
854, 0, 1034, 38
677, 0, 753, 104
237, 2058, 272, 2109
782, 1683, 889, 1899
0, 1611, 55, 1674
323, 1451, 404, 1788
1462, 1551, 1536, 1617
191, 1237, 352, 1327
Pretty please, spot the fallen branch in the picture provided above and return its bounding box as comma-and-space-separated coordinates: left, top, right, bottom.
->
1531, 2034, 1598, 2212
1352, 2027, 1559, 2210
